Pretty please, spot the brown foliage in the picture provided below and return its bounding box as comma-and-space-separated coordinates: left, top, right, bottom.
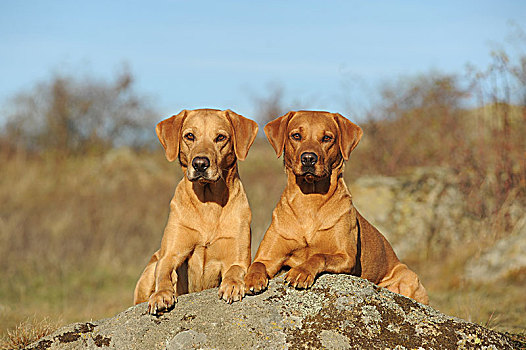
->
1, 68, 157, 155
350, 71, 525, 228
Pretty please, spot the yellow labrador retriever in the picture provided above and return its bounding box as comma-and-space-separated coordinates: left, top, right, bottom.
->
134, 109, 258, 314
245, 110, 429, 304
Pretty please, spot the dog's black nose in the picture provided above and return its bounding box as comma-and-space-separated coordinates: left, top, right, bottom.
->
301, 152, 318, 166
192, 157, 210, 173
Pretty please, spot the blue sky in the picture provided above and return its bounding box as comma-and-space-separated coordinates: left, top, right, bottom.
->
1, 1, 524, 121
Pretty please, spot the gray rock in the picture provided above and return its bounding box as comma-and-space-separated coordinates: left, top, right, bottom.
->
350, 167, 526, 283
350, 167, 479, 260
27, 274, 519, 349
465, 214, 526, 281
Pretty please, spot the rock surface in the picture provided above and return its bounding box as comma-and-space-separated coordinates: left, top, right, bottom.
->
27, 274, 520, 349
350, 167, 526, 283
465, 214, 526, 282
350, 167, 473, 260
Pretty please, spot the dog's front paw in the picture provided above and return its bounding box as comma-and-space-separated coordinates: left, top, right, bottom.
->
285, 266, 315, 289
244, 262, 269, 294
219, 277, 245, 304
148, 289, 176, 315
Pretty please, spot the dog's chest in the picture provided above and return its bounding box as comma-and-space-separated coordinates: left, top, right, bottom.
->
183, 212, 236, 254
283, 193, 354, 246
185, 245, 222, 292
291, 200, 349, 230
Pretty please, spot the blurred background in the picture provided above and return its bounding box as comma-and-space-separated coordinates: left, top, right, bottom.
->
1, 0, 525, 344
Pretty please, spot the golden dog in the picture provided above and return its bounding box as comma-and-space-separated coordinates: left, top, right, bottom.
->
245, 110, 429, 304
134, 109, 258, 314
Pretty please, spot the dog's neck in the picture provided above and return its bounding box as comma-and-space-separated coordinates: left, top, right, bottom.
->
286, 162, 345, 199
182, 164, 240, 207
293, 173, 332, 195
283, 162, 355, 224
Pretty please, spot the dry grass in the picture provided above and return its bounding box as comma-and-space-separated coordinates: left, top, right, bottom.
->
0, 316, 60, 350
0, 148, 176, 336
0, 142, 285, 339
1, 107, 524, 340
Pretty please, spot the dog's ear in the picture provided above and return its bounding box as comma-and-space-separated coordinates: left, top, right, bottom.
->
264, 111, 295, 158
156, 110, 187, 162
334, 113, 363, 161
224, 110, 259, 161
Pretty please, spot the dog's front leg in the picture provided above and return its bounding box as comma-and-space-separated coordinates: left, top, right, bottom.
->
245, 228, 300, 294
285, 252, 354, 289
216, 218, 251, 303
148, 253, 179, 315
148, 218, 194, 315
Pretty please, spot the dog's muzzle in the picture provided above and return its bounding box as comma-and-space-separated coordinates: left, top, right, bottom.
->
301, 152, 318, 167
298, 152, 327, 183
188, 156, 217, 183
192, 156, 210, 173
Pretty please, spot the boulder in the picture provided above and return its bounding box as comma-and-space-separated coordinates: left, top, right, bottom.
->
465, 214, 526, 282
350, 167, 478, 260
27, 274, 520, 349
350, 167, 526, 283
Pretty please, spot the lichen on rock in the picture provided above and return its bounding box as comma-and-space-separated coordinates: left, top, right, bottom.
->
28, 274, 520, 349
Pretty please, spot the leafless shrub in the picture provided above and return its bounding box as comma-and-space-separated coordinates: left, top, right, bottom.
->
251, 83, 287, 125
352, 33, 525, 251
353, 72, 467, 175
0, 67, 157, 155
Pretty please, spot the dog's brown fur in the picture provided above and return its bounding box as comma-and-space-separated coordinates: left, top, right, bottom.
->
134, 109, 258, 314
245, 110, 428, 304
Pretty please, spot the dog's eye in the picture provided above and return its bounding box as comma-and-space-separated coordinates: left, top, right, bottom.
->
215, 134, 227, 142
184, 133, 195, 141
322, 135, 333, 143
291, 133, 302, 141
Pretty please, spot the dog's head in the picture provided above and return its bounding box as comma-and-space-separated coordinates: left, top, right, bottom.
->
156, 109, 258, 183
264, 111, 362, 182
